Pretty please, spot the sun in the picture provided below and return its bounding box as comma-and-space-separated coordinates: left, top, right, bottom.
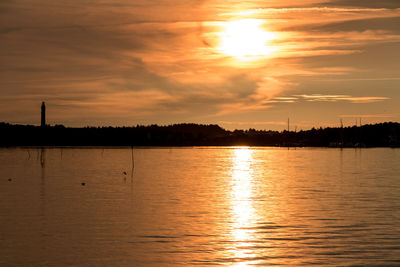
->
218, 19, 277, 60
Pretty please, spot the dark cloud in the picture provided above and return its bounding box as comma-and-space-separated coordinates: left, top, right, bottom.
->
324, 0, 400, 9
299, 42, 400, 73
298, 16, 400, 33
224, 74, 259, 98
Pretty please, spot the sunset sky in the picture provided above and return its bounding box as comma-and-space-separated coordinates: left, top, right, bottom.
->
1, 0, 399, 130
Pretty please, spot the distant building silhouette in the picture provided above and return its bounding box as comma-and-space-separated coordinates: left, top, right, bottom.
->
41, 102, 46, 127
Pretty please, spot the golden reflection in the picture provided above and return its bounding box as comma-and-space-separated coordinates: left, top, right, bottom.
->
230, 147, 257, 266
218, 19, 277, 60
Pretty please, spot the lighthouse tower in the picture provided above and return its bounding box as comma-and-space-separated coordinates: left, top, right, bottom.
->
41, 102, 46, 127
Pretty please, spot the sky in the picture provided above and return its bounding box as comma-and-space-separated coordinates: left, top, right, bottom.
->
0, 0, 399, 130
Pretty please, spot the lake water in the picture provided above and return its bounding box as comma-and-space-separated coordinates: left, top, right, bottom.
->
1, 147, 400, 266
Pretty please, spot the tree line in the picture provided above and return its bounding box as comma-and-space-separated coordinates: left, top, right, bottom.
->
0, 122, 399, 147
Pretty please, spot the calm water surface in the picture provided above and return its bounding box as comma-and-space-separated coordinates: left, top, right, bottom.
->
1, 147, 400, 266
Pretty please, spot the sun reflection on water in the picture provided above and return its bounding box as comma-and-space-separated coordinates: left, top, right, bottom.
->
229, 147, 257, 266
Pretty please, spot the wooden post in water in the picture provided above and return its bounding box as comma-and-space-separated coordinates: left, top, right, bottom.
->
131, 146, 134, 182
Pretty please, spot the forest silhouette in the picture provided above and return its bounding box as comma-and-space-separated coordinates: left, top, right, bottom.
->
0, 122, 399, 147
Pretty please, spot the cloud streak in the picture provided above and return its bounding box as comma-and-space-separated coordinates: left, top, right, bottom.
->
270, 94, 390, 103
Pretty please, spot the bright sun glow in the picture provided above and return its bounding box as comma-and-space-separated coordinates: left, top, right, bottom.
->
219, 19, 277, 60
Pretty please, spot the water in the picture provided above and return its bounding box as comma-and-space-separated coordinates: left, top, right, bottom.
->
1, 147, 400, 266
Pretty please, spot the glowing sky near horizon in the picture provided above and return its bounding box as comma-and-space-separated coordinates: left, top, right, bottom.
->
0, 0, 399, 130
